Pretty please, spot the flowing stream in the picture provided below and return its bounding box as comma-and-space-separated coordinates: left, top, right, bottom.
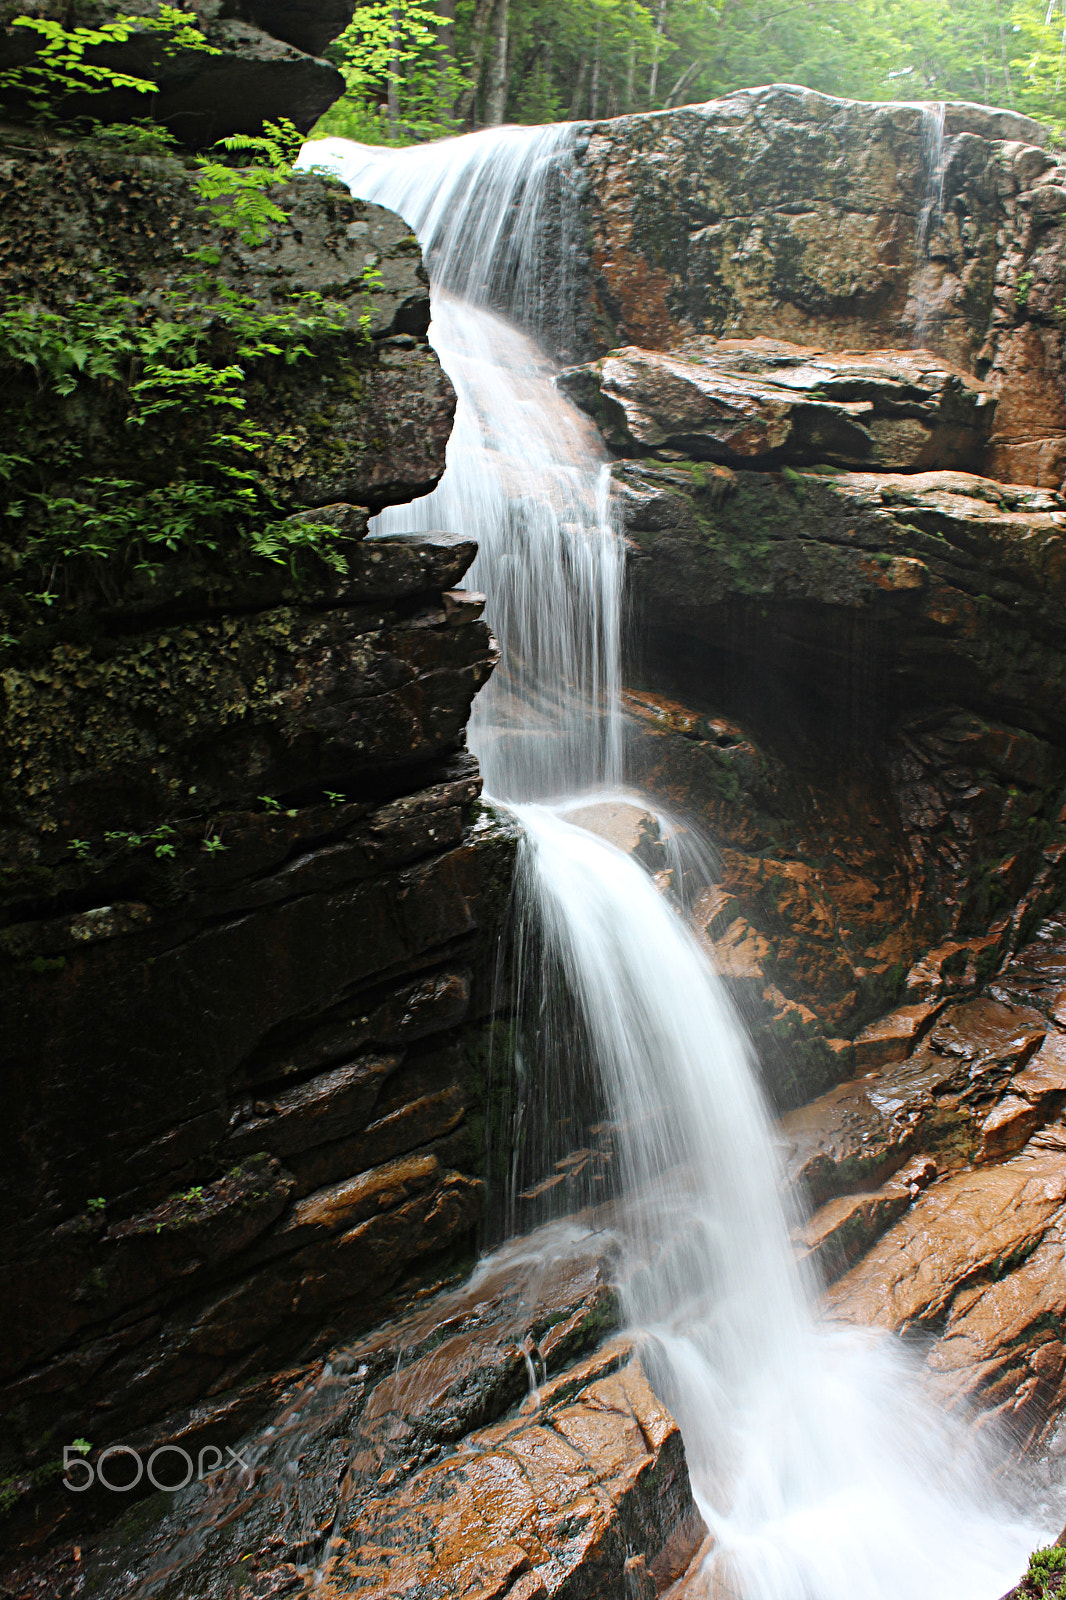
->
302, 124, 1048, 1598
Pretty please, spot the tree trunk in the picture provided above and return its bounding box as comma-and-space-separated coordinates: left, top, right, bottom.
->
625, 39, 636, 110
438, 0, 456, 57
994, 0, 1015, 106
663, 58, 704, 109
485, 0, 510, 125
387, 6, 401, 136
648, 0, 668, 104
588, 20, 602, 120
437, 0, 457, 122
454, 0, 496, 126
569, 54, 589, 119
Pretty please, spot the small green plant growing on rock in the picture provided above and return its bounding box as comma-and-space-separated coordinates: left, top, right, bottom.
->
1023, 1546, 1066, 1599
86, 117, 180, 154
193, 118, 304, 248
86, 1197, 106, 1213
1016, 269, 1035, 309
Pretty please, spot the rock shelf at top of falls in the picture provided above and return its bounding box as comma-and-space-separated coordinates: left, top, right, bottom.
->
557, 339, 997, 472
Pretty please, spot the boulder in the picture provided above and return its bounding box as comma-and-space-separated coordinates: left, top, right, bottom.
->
559, 340, 995, 472
222, 1, 356, 59
0, 135, 446, 525
565, 87, 1066, 491
575, 87, 1012, 362
562, 797, 667, 870
0, 2, 355, 146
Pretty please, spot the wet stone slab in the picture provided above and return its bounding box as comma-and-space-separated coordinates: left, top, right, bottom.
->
558, 340, 995, 471
42, 1229, 700, 1600
781, 994, 1052, 1208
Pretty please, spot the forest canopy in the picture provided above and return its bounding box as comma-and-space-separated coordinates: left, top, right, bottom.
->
314, 0, 1066, 144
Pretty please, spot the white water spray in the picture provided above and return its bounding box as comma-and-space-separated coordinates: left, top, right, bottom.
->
303, 123, 1048, 1597
912, 102, 949, 349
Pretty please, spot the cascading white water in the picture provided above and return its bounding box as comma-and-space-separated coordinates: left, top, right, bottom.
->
301, 124, 1050, 1596
912, 102, 948, 350
309, 127, 622, 799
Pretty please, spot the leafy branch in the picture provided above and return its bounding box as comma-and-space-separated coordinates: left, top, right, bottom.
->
0, 7, 219, 119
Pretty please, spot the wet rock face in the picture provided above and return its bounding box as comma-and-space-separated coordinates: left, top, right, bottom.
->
615, 461, 1066, 1099
0, 664, 518, 1552
622, 687, 1066, 1109
739, 917, 1066, 1457
0, 92, 510, 1558
0, 2, 356, 146
9, 1237, 705, 1600
572, 86, 1066, 492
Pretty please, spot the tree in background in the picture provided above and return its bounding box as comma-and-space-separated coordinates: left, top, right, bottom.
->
312, 0, 1066, 145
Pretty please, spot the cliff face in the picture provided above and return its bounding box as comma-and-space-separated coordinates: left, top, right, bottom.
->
574, 86, 1066, 490
544, 91, 1066, 1103
0, 26, 520, 1545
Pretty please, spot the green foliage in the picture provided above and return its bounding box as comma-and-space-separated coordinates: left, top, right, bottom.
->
317, 1, 464, 144
85, 1198, 106, 1213
193, 118, 303, 246
1025, 1545, 1066, 1599
309, 0, 1066, 139
0, 7, 218, 121
0, 260, 354, 595
1017, 268, 1035, 307
86, 117, 180, 154
103, 823, 178, 858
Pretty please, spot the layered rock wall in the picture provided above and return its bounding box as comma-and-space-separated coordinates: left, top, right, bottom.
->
0, 120, 518, 1547
553, 91, 1066, 1104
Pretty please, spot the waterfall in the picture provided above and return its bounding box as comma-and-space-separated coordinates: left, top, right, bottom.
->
913, 102, 948, 349
302, 125, 1048, 1598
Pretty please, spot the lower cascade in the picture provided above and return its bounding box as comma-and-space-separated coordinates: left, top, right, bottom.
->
304, 122, 1054, 1597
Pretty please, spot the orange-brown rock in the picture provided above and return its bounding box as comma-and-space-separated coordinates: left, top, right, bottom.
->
45, 1235, 697, 1600
793, 1154, 938, 1283
826, 1147, 1066, 1442
563, 798, 666, 870
318, 1357, 705, 1600
853, 1003, 942, 1070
